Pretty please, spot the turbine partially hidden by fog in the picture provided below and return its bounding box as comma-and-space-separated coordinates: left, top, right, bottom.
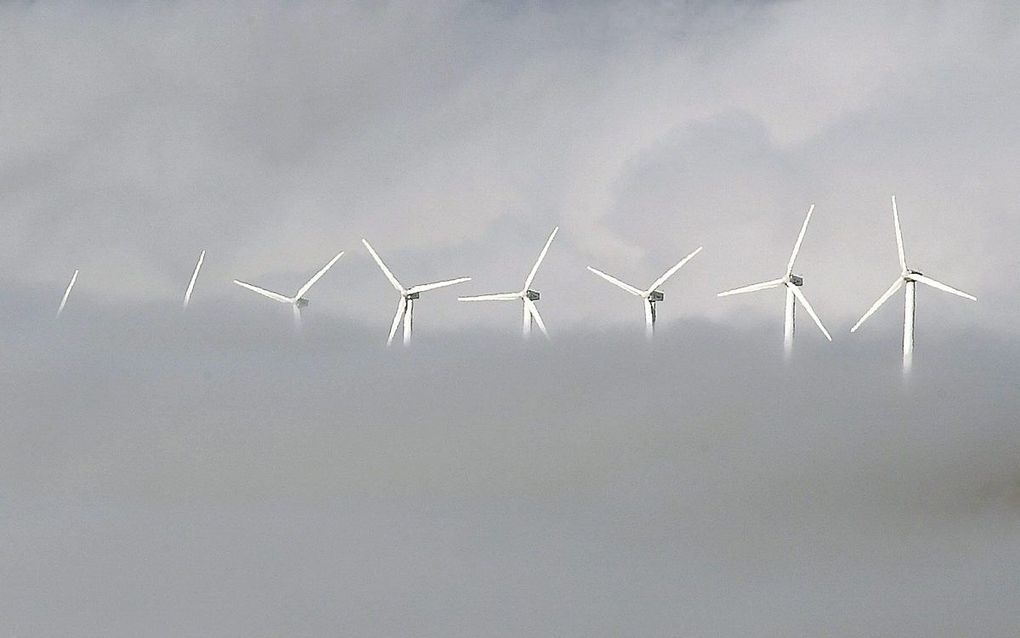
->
55, 269, 78, 319
362, 239, 470, 347
587, 246, 702, 339
850, 196, 976, 372
718, 205, 831, 357
233, 251, 344, 334
182, 250, 205, 311
459, 227, 558, 340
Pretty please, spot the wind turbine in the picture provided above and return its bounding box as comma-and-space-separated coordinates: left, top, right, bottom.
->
183, 250, 205, 310
458, 227, 558, 340
56, 269, 79, 318
850, 196, 976, 371
233, 251, 344, 332
361, 239, 470, 346
586, 246, 703, 339
717, 204, 831, 357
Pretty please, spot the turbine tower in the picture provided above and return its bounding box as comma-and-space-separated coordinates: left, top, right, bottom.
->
458, 227, 558, 340
56, 269, 79, 318
183, 250, 205, 310
233, 251, 344, 333
717, 204, 831, 357
362, 239, 470, 347
850, 196, 976, 371
586, 246, 703, 339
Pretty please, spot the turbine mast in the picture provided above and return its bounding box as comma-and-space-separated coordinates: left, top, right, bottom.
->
783, 286, 795, 359
903, 280, 916, 372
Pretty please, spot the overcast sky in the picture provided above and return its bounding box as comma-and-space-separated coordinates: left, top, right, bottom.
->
2, 2, 1019, 636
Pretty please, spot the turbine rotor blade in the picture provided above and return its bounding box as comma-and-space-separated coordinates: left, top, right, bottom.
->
406, 277, 472, 295
789, 284, 832, 341
586, 266, 642, 296
892, 196, 907, 272
524, 226, 559, 290
292, 304, 302, 334
387, 297, 407, 346
362, 239, 404, 293
786, 204, 815, 276
647, 246, 703, 294
717, 278, 784, 297
911, 274, 976, 301
850, 277, 904, 333
296, 251, 344, 299
183, 250, 205, 310
458, 292, 520, 302
233, 280, 293, 304
524, 298, 549, 339
56, 269, 79, 318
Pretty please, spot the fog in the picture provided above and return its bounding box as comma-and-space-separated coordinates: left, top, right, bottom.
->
1, 295, 1018, 635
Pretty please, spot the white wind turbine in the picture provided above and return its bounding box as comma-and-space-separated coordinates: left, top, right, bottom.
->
56, 269, 79, 318
850, 196, 976, 371
182, 250, 205, 310
233, 251, 344, 332
458, 227, 558, 340
586, 246, 703, 339
717, 204, 831, 357
362, 239, 471, 347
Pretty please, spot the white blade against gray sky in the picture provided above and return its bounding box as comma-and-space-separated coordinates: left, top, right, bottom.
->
182, 250, 205, 310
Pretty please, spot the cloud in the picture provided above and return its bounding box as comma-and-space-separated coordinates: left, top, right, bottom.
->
1, 1, 1015, 334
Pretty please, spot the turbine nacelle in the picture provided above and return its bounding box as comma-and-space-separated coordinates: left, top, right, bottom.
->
787, 274, 803, 287
904, 270, 923, 280
525, 289, 540, 301
405, 291, 421, 300
647, 290, 664, 302
295, 298, 309, 308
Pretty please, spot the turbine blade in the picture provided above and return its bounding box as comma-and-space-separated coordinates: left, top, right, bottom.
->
295, 251, 344, 299
644, 299, 654, 333
362, 239, 404, 293
524, 298, 549, 339
786, 204, 815, 276
586, 267, 642, 296
56, 269, 79, 318
911, 274, 976, 301
233, 280, 292, 304
717, 278, 784, 297
183, 250, 205, 310
458, 292, 520, 302
292, 304, 302, 334
406, 277, 472, 294
892, 196, 907, 271
789, 285, 832, 341
850, 277, 903, 333
524, 226, 559, 290
647, 246, 703, 294
387, 297, 407, 347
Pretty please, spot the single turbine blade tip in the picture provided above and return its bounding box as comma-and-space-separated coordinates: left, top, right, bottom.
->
786, 204, 815, 276
362, 239, 403, 292
524, 226, 559, 289
587, 267, 642, 296
296, 250, 344, 299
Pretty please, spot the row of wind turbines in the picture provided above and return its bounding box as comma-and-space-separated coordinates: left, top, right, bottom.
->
53, 196, 975, 368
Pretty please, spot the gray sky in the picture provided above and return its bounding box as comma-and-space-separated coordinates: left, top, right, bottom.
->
2, 1, 1019, 636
